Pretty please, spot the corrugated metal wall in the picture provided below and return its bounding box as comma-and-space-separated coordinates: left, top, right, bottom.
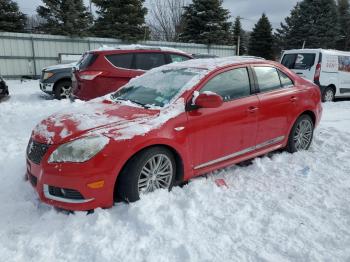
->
0, 32, 236, 78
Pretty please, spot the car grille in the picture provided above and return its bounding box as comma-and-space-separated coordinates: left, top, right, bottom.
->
26, 138, 50, 165
48, 186, 85, 200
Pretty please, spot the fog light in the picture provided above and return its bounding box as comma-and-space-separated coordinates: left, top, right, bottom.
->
87, 180, 105, 189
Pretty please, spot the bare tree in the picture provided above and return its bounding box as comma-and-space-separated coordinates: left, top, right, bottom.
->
147, 0, 188, 41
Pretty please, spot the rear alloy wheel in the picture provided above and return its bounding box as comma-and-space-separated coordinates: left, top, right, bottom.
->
286, 115, 314, 153
54, 80, 72, 100
116, 147, 176, 202
322, 87, 335, 102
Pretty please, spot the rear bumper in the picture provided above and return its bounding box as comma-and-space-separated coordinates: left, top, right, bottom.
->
26, 158, 116, 211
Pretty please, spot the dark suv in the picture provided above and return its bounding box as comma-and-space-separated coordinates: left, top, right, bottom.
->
72, 46, 192, 100
40, 63, 76, 99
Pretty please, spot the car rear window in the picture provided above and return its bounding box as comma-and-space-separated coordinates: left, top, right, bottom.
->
105, 53, 134, 69
135, 53, 166, 70
281, 53, 316, 70
78, 53, 98, 70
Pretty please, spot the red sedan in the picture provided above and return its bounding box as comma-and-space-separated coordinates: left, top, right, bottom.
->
26, 58, 322, 211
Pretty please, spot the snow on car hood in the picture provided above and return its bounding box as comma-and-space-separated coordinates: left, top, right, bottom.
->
32, 99, 185, 145
43, 62, 77, 71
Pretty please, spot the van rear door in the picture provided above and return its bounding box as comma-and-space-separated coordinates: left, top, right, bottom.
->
281, 52, 318, 81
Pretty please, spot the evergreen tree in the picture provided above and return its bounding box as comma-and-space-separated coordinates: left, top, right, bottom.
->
248, 14, 274, 60
92, 0, 148, 42
179, 0, 232, 45
233, 16, 246, 55
275, 0, 339, 50
337, 0, 350, 50
37, 0, 92, 36
0, 0, 26, 32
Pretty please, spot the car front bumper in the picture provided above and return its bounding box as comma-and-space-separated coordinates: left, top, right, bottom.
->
39, 82, 54, 94
26, 158, 116, 211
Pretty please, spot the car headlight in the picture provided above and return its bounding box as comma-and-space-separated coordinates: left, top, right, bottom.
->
48, 136, 109, 163
43, 72, 54, 80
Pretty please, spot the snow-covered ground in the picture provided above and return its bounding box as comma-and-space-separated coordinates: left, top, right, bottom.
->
0, 80, 349, 262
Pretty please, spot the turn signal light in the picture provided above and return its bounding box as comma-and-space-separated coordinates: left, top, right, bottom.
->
87, 180, 105, 189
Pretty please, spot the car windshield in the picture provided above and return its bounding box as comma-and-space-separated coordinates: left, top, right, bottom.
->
111, 67, 205, 107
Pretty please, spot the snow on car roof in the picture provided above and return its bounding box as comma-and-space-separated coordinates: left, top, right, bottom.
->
162, 56, 265, 70
92, 44, 190, 56
283, 48, 350, 56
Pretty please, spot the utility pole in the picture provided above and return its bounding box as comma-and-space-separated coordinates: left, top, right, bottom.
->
302, 41, 306, 49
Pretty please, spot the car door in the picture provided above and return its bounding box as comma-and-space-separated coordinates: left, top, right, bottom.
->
186, 67, 259, 172
252, 66, 300, 147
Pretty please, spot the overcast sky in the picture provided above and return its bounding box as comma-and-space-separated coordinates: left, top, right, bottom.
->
17, 0, 300, 30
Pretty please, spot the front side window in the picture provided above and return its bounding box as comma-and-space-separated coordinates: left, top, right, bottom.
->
135, 53, 166, 70
200, 68, 251, 102
111, 67, 206, 107
106, 53, 133, 69
281, 53, 316, 70
254, 67, 282, 92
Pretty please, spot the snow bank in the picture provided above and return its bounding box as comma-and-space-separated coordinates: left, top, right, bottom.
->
0, 81, 350, 261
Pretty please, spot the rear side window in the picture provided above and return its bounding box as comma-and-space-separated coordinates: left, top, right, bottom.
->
170, 54, 190, 63
281, 53, 316, 70
200, 68, 251, 102
135, 53, 166, 70
254, 67, 281, 92
278, 70, 294, 87
106, 53, 133, 69
78, 53, 98, 70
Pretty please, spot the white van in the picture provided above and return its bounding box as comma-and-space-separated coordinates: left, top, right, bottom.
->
280, 49, 350, 101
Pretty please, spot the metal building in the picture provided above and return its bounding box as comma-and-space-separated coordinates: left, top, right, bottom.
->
0, 32, 236, 78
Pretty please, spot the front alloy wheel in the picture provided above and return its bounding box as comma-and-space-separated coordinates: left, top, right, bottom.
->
138, 154, 173, 195
116, 147, 176, 202
54, 80, 72, 100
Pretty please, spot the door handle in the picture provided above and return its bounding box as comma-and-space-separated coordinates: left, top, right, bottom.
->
290, 96, 298, 102
247, 106, 259, 113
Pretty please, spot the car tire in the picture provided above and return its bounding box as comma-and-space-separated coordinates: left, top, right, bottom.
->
286, 114, 314, 153
116, 147, 176, 203
54, 80, 72, 100
322, 87, 335, 102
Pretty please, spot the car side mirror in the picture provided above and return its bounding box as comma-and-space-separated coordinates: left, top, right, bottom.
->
194, 92, 223, 109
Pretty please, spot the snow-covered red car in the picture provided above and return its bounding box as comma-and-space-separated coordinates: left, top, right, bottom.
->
26, 57, 322, 211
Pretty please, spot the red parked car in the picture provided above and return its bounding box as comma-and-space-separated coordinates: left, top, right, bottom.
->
26, 58, 322, 211
72, 46, 193, 100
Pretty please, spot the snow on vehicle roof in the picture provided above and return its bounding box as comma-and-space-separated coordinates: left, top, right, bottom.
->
160, 56, 265, 70
43, 62, 77, 71
283, 48, 350, 56
92, 44, 190, 56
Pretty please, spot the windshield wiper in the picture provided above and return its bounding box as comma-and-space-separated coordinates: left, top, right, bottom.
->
114, 98, 150, 109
